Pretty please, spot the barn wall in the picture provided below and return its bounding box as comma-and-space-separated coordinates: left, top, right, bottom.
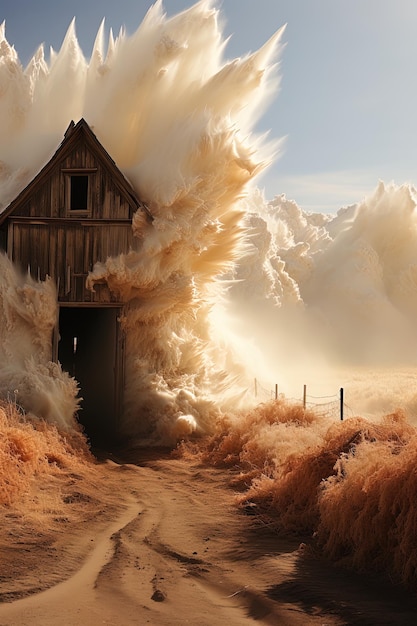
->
8, 219, 135, 302
11, 144, 135, 222
0, 121, 150, 436
5, 133, 141, 304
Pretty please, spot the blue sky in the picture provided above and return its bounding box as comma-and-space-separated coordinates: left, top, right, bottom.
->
1, 0, 417, 213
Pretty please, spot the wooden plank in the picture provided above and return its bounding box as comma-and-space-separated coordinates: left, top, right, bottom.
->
51, 171, 60, 218
61, 168, 97, 174
56, 226, 65, 299
40, 224, 49, 280
7, 221, 13, 260
8, 216, 132, 225
48, 226, 56, 281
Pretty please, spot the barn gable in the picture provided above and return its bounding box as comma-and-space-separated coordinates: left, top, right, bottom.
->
0, 118, 149, 222
0, 118, 151, 304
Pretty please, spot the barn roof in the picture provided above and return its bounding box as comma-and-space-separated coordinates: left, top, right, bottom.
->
0, 118, 153, 225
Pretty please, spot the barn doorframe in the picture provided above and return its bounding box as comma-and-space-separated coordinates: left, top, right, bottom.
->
55, 304, 124, 446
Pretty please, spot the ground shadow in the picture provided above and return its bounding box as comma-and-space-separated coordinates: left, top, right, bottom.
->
233, 519, 417, 625
91, 444, 176, 467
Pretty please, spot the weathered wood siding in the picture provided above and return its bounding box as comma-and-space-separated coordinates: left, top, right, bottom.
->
6, 135, 139, 303
8, 219, 134, 302
11, 144, 135, 222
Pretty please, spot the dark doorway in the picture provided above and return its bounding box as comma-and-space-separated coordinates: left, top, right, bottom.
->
58, 306, 122, 446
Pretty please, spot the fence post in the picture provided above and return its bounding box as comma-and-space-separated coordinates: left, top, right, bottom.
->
275, 384, 278, 400
303, 384, 307, 409
340, 387, 344, 421
254, 378, 258, 398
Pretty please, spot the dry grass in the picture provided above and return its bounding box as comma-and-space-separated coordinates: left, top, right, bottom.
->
0, 400, 92, 507
317, 411, 417, 586
182, 401, 417, 590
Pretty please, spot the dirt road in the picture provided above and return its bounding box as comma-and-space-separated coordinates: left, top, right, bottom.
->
0, 448, 416, 625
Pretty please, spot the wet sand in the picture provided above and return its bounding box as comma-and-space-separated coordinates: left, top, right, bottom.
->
0, 448, 416, 625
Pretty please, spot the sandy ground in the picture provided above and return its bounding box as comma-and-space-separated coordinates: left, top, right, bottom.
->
0, 447, 416, 626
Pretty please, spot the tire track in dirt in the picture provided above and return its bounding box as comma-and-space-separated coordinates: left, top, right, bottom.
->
0, 495, 141, 626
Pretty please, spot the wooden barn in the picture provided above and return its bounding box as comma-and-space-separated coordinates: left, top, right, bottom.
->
0, 118, 152, 443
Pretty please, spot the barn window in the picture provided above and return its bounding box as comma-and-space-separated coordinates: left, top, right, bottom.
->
63, 168, 97, 215
70, 175, 89, 211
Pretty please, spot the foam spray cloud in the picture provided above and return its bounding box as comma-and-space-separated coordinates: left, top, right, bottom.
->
0, 1, 285, 442
2, 1, 417, 443
227, 182, 417, 420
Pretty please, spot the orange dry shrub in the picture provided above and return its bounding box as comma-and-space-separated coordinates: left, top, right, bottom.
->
201, 400, 317, 462
317, 410, 417, 588
0, 400, 92, 506
191, 399, 322, 490
185, 401, 417, 588
239, 449, 338, 533
238, 412, 413, 534
236, 411, 416, 535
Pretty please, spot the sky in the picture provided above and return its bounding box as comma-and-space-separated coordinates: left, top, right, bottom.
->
1, 0, 417, 213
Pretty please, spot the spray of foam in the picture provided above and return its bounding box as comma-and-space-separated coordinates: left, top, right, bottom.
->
2, 2, 417, 441
228, 182, 417, 420
0, 255, 79, 429
0, 1, 285, 442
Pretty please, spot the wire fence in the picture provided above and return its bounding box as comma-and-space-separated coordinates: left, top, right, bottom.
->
253, 379, 358, 421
